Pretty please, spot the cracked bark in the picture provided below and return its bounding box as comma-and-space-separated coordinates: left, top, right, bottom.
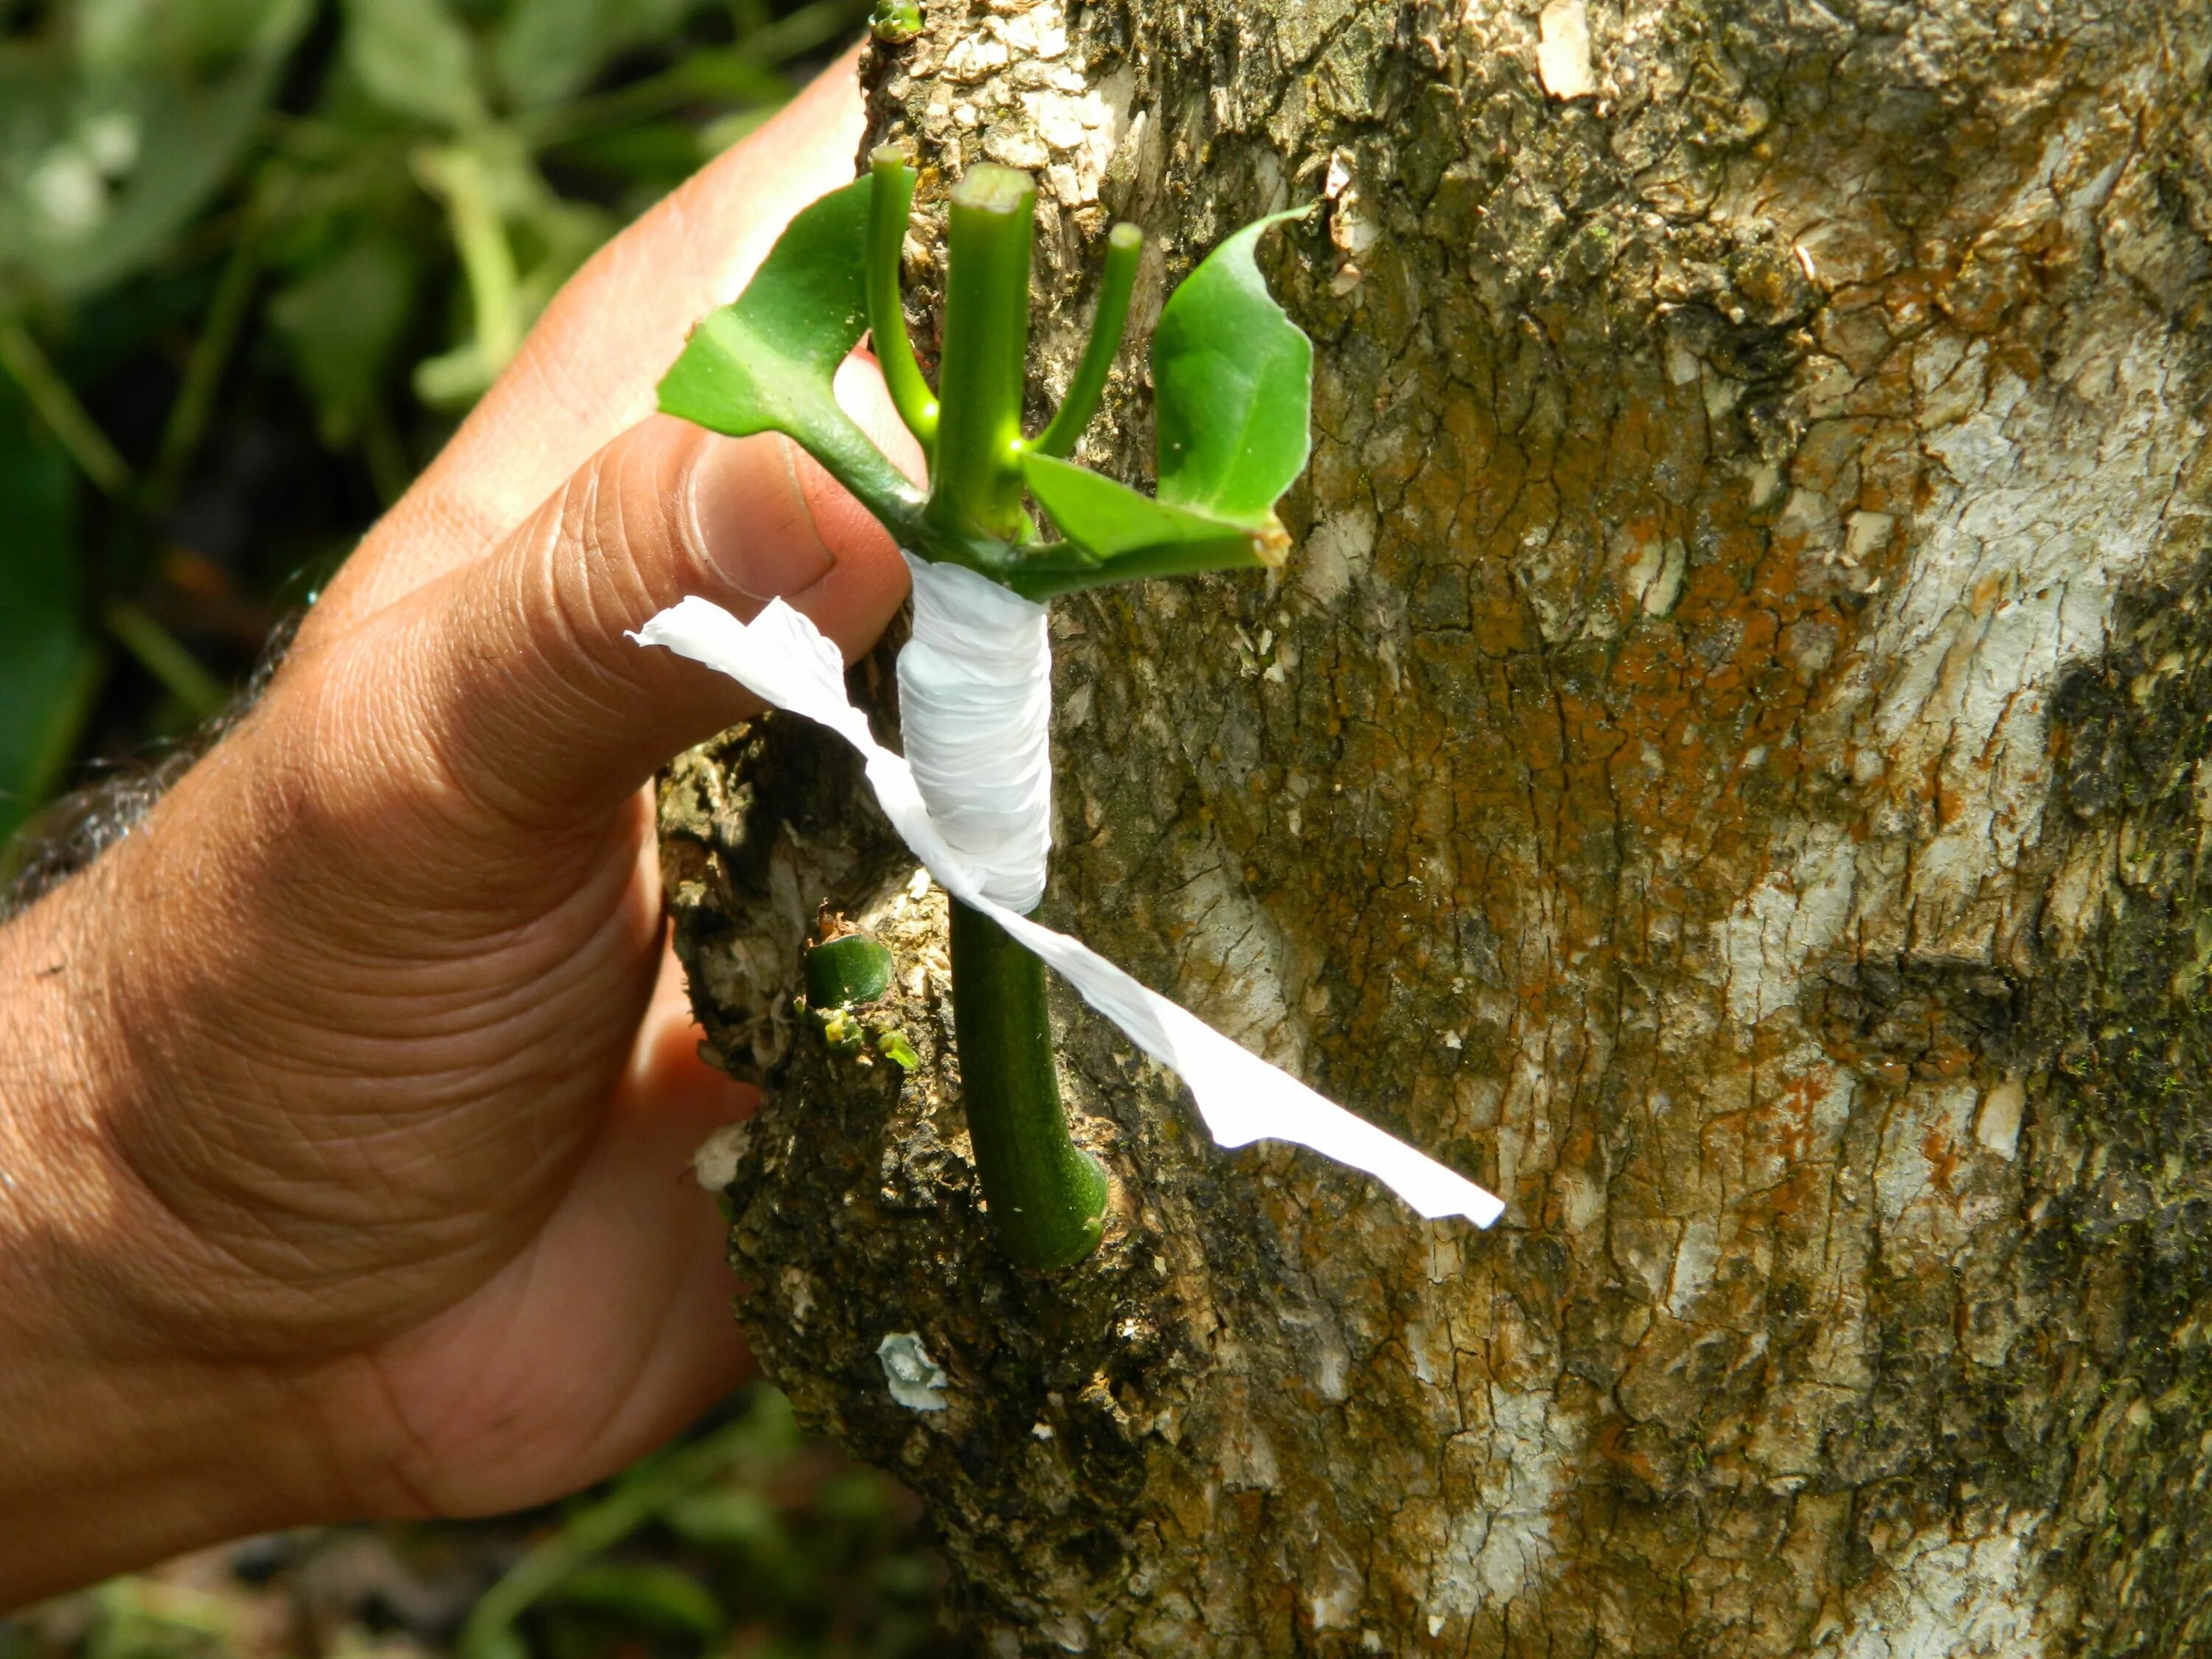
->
658, 1, 2212, 1652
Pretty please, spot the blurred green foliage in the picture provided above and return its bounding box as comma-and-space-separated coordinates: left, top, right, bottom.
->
0, 1, 958, 1651
2, 1387, 959, 1658
0, 0, 861, 856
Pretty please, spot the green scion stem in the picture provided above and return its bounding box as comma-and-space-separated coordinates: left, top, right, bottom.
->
920, 163, 1108, 1269
925, 165, 1036, 544
866, 146, 939, 454
1030, 222, 1142, 460
947, 901, 1108, 1269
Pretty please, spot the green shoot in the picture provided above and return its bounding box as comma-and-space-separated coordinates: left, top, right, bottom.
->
658, 153, 1313, 1268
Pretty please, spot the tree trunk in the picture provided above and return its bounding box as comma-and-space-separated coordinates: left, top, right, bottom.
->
659, 1, 2212, 1652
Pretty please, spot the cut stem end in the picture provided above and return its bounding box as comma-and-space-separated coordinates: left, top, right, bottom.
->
1032, 220, 1141, 461
866, 146, 940, 452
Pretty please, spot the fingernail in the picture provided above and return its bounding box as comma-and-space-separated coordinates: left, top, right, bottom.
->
685, 434, 835, 605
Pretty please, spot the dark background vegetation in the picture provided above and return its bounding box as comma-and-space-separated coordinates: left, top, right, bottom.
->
0, 1, 955, 1652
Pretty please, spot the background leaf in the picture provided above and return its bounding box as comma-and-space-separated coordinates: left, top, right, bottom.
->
0, 383, 100, 852
493, 0, 695, 109
268, 232, 422, 442
0, 0, 310, 299
0, 0, 867, 853
1150, 209, 1311, 526
74, 0, 299, 77
541, 1562, 724, 1639
341, 0, 487, 131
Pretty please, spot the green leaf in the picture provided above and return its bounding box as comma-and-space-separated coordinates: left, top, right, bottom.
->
493, 0, 693, 109
661, 1486, 781, 1551
659, 173, 867, 431
493, 0, 613, 108
1020, 450, 1263, 577
804, 933, 893, 1006
1151, 209, 1311, 526
0, 383, 99, 853
0, 0, 310, 299
342, 0, 485, 130
75, 0, 302, 78
269, 233, 420, 442
1006, 210, 1312, 596
657, 173, 918, 535
542, 1562, 723, 1640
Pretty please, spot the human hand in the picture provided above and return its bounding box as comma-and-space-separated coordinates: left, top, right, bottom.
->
0, 52, 910, 1605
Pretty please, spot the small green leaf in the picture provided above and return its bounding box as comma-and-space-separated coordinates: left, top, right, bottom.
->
1007, 210, 1312, 596
660, 173, 869, 427
1020, 450, 1262, 577
1152, 209, 1312, 526
657, 174, 917, 535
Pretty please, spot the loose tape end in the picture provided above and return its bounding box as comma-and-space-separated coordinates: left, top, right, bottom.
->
636, 594, 1506, 1231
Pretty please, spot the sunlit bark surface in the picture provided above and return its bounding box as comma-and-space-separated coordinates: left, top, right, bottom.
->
663, 2, 2212, 1651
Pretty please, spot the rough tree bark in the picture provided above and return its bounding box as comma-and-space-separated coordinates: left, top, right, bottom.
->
659, 1, 2212, 1652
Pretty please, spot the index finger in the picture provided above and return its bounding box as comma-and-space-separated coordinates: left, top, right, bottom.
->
318, 46, 873, 628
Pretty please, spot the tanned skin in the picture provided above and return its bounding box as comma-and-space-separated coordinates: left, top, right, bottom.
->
0, 51, 919, 1608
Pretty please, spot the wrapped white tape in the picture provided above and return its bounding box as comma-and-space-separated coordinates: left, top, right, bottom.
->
633, 592, 1505, 1228
895, 555, 1054, 912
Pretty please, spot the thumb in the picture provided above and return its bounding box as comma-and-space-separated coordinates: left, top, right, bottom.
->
340, 397, 911, 832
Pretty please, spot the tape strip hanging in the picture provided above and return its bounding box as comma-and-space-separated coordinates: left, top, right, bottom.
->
633, 589, 1506, 1228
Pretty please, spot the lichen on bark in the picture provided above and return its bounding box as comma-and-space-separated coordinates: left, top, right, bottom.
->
660, 1, 2212, 1652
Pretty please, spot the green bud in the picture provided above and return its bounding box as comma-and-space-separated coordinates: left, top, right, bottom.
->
804, 933, 894, 1008
869, 0, 922, 44
875, 1028, 920, 1071
818, 1006, 865, 1055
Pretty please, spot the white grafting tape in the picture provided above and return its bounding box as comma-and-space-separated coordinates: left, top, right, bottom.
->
633, 592, 1506, 1228
895, 553, 1054, 914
